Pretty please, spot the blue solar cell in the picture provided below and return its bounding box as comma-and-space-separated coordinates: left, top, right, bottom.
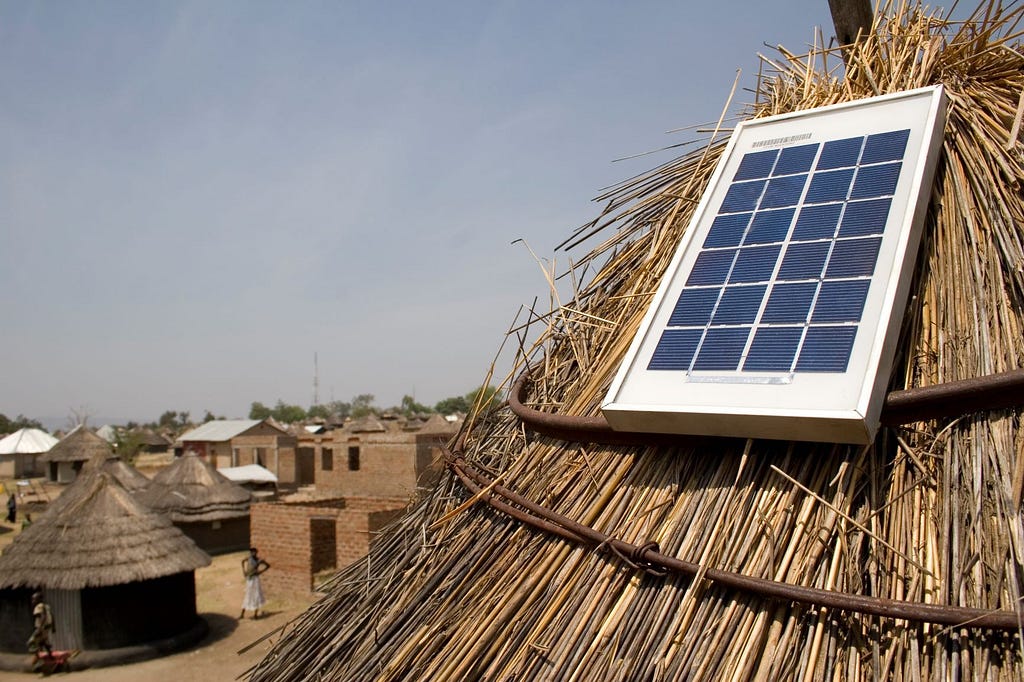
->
792, 203, 843, 241
734, 149, 778, 181
744, 208, 795, 244
693, 327, 749, 371
660, 129, 917, 377
773, 143, 819, 175
668, 288, 720, 326
861, 129, 909, 164
743, 327, 803, 371
721, 180, 766, 213
839, 198, 891, 237
705, 213, 751, 248
686, 249, 736, 285
825, 238, 881, 278
851, 162, 901, 199
817, 137, 863, 169
712, 285, 767, 324
812, 280, 870, 322
761, 175, 808, 208
729, 245, 781, 283
761, 282, 816, 323
796, 326, 857, 372
805, 168, 854, 204
648, 329, 703, 370
777, 242, 830, 280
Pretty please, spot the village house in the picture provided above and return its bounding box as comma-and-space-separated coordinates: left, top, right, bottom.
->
175, 419, 297, 481
251, 413, 460, 595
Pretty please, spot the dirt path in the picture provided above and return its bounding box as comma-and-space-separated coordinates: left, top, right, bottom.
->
0, 542, 314, 681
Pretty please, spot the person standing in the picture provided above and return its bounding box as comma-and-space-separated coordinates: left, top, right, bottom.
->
5, 493, 15, 524
240, 547, 270, 619
28, 592, 54, 656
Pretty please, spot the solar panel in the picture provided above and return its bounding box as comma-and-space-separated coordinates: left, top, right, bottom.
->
602, 86, 947, 444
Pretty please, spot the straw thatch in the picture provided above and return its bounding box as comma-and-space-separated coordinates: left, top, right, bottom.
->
40, 425, 112, 464
82, 449, 152, 493
136, 452, 252, 522
248, 3, 1024, 680
0, 470, 210, 590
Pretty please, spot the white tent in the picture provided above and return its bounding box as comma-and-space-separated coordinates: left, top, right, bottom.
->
0, 427, 58, 478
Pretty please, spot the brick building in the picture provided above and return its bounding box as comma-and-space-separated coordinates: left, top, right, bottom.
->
175, 419, 299, 483
300, 413, 458, 497
251, 414, 460, 595
250, 497, 405, 595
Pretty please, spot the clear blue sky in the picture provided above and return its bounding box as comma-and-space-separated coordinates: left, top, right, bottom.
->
2, 1, 860, 425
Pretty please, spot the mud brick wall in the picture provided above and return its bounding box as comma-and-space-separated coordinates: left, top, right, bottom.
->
251, 496, 408, 596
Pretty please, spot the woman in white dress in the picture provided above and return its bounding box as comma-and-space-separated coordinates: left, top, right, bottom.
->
240, 546, 270, 619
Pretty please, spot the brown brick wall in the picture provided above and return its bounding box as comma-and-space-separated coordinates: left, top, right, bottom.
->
251, 496, 407, 596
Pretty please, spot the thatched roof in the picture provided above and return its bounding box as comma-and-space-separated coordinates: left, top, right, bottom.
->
0, 470, 210, 590
247, 3, 1024, 681
41, 425, 112, 463
135, 452, 251, 522
81, 450, 152, 493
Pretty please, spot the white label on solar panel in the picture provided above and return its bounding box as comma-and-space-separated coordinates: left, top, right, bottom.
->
602, 86, 946, 444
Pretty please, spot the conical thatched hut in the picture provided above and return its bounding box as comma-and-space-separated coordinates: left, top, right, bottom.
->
0, 471, 210, 667
248, 3, 1024, 681
39, 425, 112, 484
136, 451, 253, 554
81, 448, 152, 493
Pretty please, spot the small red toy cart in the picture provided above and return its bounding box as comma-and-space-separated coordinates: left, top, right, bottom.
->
31, 649, 78, 675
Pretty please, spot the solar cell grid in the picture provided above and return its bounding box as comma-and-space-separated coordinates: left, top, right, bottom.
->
650, 127, 911, 375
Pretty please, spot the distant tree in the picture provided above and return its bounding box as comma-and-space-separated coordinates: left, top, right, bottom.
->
202, 410, 223, 423
434, 395, 470, 415
350, 394, 376, 419
157, 410, 190, 430
466, 385, 502, 410
307, 404, 331, 420
249, 402, 272, 420
399, 395, 432, 417
0, 413, 44, 433
272, 400, 306, 424
324, 400, 351, 420
66, 406, 91, 430
114, 429, 146, 465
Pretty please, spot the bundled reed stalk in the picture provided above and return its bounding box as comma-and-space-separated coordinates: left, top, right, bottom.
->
248, 2, 1024, 680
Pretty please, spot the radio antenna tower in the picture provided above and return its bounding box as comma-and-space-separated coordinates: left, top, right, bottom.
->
312, 352, 320, 406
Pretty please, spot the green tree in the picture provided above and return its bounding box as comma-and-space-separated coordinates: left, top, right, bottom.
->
249, 402, 272, 420
0, 413, 44, 432
399, 395, 432, 417
157, 410, 190, 430
434, 395, 470, 415
202, 410, 224, 423
114, 429, 146, 465
307, 404, 331, 420
466, 385, 502, 411
350, 394, 376, 419
272, 400, 306, 424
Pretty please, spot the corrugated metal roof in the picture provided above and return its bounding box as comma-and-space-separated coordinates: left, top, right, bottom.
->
177, 419, 261, 442
220, 464, 278, 485
0, 428, 58, 455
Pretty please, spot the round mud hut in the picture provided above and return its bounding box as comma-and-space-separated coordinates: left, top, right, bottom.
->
0, 470, 211, 669
247, 3, 1024, 681
136, 451, 252, 554
39, 425, 113, 484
